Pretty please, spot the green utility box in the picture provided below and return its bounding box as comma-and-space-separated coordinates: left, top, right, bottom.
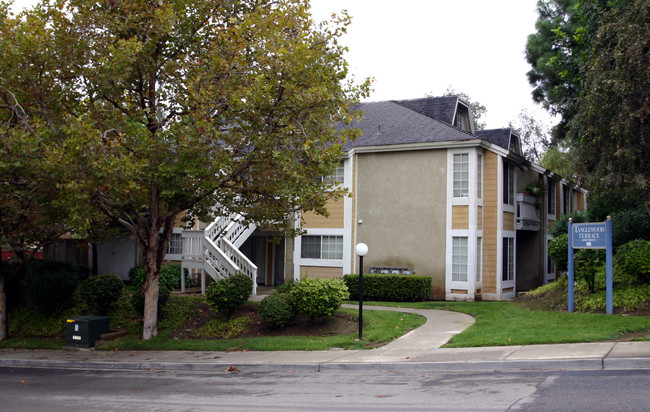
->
66, 316, 110, 348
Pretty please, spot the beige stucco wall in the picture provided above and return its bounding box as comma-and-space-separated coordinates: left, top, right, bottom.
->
355, 149, 447, 292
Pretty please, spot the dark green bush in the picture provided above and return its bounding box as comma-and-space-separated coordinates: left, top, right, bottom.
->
78, 274, 124, 315
615, 239, 650, 285
290, 277, 348, 320
23, 261, 90, 313
343, 274, 432, 302
275, 281, 295, 294
611, 209, 650, 248
130, 285, 171, 317
550, 210, 589, 238
259, 292, 297, 329
128, 264, 193, 290
548, 234, 569, 272
574, 249, 605, 292
205, 273, 253, 318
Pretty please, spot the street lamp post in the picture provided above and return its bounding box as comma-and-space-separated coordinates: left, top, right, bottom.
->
355, 243, 368, 340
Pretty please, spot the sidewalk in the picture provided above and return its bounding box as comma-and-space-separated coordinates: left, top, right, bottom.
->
1, 304, 649, 373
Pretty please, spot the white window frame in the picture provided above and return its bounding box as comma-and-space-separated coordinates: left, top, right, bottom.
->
476, 153, 483, 199
300, 235, 343, 260
452, 237, 468, 282
164, 228, 184, 261
453, 153, 470, 198
476, 237, 482, 283
502, 236, 515, 282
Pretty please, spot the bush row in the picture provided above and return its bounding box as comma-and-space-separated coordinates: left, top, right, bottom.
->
259, 278, 348, 329
342, 274, 432, 302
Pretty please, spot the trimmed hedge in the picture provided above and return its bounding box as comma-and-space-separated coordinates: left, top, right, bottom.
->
205, 273, 253, 318
343, 274, 432, 302
78, 274, 124, 315
259, 292, 297, 329
290, 277, 348, 320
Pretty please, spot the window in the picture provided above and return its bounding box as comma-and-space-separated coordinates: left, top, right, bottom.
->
547, 179, 556, 215
452, 237, 468, 282
301, 235, 343, 259
167, 233, 182, 255
477, 153, 483, 198
503, 160, 514, 205
563, 185, 571, 214
502, 237, 514, 281
324, 162, 344, 185
476, 237, 482, 282
453, 153, 469, 198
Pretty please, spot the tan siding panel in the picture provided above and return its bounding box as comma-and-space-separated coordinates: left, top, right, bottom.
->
300, 266, 343, 279
482, 151, 499, 293
577, 192, 585, 211
503, 212, 515, 231
302, 198, 344, 228
451, 289, 468, 294
452, 205, 469, 229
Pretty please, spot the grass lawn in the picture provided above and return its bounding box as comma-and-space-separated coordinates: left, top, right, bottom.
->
358, 300, 650, 348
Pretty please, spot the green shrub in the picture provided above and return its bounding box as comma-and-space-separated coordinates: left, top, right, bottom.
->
615, 239, 650, 284
290, 277, 348, 320
343, 274, 432, 302
610, 210, 650, 248
259, 292, 297, 329
129, 265, 185, 290
78, 274, 124, 315
205, 273, 253, 318
576, 284, 650, 313
548, 234, 569, 272
550, 210, 589, 238
23, 261, 89, 313
130, 285, 171, 317
275, 281, 295, 294
574, 249, 605, 292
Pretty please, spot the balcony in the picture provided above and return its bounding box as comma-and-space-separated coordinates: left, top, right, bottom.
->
516, 193, 540, 231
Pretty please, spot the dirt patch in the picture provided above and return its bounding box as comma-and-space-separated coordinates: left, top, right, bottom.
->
173, 301, 357, 340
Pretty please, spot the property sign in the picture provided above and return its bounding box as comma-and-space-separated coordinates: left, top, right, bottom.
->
568, 218, 614, 314
572, 223, 607, 249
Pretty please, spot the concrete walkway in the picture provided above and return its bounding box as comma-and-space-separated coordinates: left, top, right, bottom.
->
1, 304, 649, 372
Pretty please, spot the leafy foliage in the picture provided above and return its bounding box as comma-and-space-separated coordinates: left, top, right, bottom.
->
343, 274, 432, 302
77, 274, 124, 315
290, 277, 348, 320
574, 249, 605, 293
0, 0, 369, 340
573, 0, 650, 213
548, 234, 569, 272
129, 264, 190, 290
23, 261, 90, 313
550, 210, 589, 238
615, 240, 650, 285
205, 273, 253, 318
259, 292, 297, 329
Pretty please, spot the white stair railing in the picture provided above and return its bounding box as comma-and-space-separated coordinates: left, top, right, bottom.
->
181, 213, 257, 295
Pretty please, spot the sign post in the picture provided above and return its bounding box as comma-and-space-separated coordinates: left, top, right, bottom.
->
568, 216, 614, 314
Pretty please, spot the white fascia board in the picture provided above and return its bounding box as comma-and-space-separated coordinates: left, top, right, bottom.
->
347, 139, 483, 155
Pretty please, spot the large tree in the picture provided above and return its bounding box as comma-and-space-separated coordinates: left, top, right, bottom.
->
0, 0, 370, 339
572, 0, 650, 215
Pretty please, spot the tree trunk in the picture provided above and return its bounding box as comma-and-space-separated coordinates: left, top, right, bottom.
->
0, 273, 7, 341
141, 258, 160, 340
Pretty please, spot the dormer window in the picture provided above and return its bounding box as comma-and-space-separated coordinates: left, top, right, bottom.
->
509, 134, 522, 156
454, 104, 471, 132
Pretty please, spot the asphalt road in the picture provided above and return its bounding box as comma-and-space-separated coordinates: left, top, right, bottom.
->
1, 367, 648, 411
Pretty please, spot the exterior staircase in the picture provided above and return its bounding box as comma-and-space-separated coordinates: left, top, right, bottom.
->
180, 213, 257, 295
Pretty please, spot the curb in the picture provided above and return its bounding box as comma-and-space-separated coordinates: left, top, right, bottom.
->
0, 357, 616, 373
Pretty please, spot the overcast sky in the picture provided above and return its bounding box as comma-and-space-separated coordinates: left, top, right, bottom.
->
10, 0, 552, 129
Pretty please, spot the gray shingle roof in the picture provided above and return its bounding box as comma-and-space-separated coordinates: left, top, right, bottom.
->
342, 100, 475, 151
392, 96, 459, 125
475, 128, 513, 150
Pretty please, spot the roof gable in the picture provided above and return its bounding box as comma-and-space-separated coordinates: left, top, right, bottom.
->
342, 101, 475, 151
